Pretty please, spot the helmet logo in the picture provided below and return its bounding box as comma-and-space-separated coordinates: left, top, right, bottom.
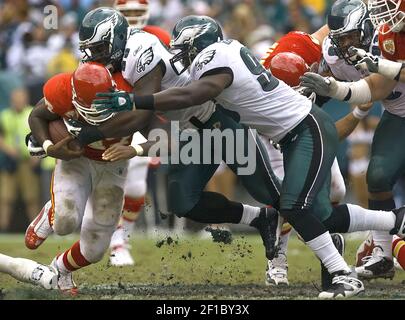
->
83, 13, 119, 44
383, 39, 395, 54
173, 23, 211, 46
195, 49, 216, 71
137, 47, 154, 72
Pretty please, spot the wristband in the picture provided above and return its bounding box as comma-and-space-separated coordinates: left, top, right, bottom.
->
133, 144, 144, 156
133, 95, 155, 110
352, 106, 370, 119
42, 140, 54, 154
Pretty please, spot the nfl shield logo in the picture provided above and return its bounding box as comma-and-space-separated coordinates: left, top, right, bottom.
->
383, 39, 395, 55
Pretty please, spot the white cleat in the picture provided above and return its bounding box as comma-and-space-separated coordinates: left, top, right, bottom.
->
318, 271, 364, 299
265, 253, 289, 286
50, 258, 78, 295
25, 201, 54, 250
355, 246, 395, 280
29, 264, 59, 290
110, 245, 135, 267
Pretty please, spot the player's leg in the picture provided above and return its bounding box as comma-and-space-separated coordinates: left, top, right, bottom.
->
358, 111, 405, 278
25, 158, 91, 249
51, 160, 128, 294
0, 253, 58, 289
280, 106, 363, 298
110, 156, 149, 266
329, 158, 346, 205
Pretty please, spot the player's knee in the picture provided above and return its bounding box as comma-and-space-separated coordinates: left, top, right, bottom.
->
81, 239, 108, 263
53, 198, 79, 235
93, 186, 124, 227
367, 166, 393, 192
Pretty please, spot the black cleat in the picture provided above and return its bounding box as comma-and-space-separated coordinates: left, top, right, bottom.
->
320, 233, 345, 291
318, 270, 364, 299
250, 207, 281, 260
391, 206, 405, 237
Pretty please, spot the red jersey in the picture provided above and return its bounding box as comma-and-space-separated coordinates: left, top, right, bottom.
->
142, 25, 171, 47
261, 31, 322, 69
43, 72, 133, 161
378, 24, 405, 61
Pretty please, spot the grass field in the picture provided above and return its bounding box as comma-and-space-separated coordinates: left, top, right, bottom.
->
0, 233, 404, 300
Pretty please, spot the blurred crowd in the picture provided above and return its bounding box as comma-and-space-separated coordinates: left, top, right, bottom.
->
0, 0, 380, 233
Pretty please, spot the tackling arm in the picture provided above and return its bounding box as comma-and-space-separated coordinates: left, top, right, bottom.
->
28, 98, 60, 145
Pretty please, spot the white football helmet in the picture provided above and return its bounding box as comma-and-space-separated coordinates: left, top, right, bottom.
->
114, 0, 150, 28
368, 0, 405, 34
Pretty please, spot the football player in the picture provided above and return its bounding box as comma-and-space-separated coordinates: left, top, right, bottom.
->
91, 14, 405, 298
75, 7, 284, 265
109, 0, 172, 267
300, 0, 405, 280
0, 253, 58, 290
25, 61, 151, 294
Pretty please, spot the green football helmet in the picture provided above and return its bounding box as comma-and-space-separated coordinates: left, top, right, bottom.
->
79, 7, 129, 72
170, 15, 223, 75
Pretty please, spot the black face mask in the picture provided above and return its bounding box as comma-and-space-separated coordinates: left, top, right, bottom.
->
329, 29, 363, 65
80, 40, 112, 65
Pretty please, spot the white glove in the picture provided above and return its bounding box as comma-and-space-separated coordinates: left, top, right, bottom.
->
25, 133, 46, 159
349, 46, 403, 80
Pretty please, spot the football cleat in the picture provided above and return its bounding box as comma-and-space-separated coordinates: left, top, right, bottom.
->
51, 258, 78, 295
321, 233, 345, 291
265, 253, 289, 286
250, 207, 282, 260
355, 246, 395, 280
25, 201, 54, 250
110, 245, 135, 267
29, 264, 59, 290
355, 232, 374, 267
318, 270, 364, 299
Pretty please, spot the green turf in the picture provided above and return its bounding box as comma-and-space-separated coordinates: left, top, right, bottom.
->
0, 233, 404, 299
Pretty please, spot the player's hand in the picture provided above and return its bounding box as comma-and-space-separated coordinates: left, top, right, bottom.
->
102, 144, 137, 162
25, 133, 46, 159
348, 47, 379, 73
93, 90, 134, 114
299, 72, 337, 97
46, 136, 83, 161
63, 118, 86, 138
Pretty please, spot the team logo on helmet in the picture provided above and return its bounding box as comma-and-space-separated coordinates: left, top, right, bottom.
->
383, 39, 395, 55
136, 47, 154, 73
173, 23, 211, 45
82, 13, 119, 44
195, 49, 216, 71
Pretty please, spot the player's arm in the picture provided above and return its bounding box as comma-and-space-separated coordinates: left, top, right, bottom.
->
334, 103, 373, 140
311, 24, 329, 45
101, 140, 162, 161
29, 99, 82, 160
300, 72, 397, 104
94, 72, 231, 112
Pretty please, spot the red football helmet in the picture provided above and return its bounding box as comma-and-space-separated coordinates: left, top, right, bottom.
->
268, 52, 309, 87
114, 0, 149, 28
369, 0, 405, 33
71, 62, 117, 125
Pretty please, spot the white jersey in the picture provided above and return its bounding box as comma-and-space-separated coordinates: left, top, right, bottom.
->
122, 29, 214, 129
190, 40, 312, 142
323, 31, 405, 117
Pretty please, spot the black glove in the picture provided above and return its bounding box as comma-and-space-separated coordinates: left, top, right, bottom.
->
25, 133, 46, 158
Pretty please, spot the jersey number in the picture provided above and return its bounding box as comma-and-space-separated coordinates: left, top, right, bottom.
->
240, 47, 279, 91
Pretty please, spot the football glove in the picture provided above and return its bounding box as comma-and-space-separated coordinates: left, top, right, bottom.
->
63, 118, 85, 138
25, 133, 46, 158
348, 47, 379, 73
299, 72, 337, 97
93, 91, 134, 114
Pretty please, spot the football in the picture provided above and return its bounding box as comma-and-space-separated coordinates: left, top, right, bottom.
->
48, 119, 82, 150
48, 119, 69, 144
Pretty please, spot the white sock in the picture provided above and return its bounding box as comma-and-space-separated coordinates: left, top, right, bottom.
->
121, 218, 135, 242
278, 229, 291, 256
347, 204, 395, 232
110, 227, 126, 248
372, 231, 393, 259
306, 231, 350, 274
240, 204, 260, 225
